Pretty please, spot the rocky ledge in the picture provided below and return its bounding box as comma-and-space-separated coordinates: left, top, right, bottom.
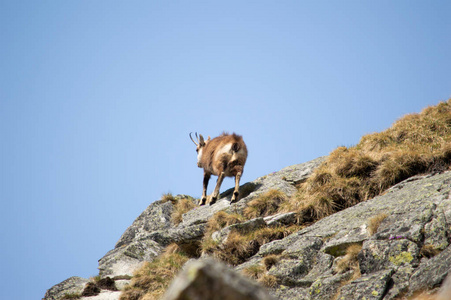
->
43, 156, 451, 300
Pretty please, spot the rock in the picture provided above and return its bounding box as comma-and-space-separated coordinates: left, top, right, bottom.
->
267, 237, 323, 286
81, 290, 121, 300
98, 239, 163, 277
163, 258, 275, 300
337, 269, 394, 300
43, 276, 88, 300
264, 212, 297, 227
408, 246, 451, 295
309, 271, 353, 300
358, 239, 420, 274
115, 198, 175, 248
43, 158, 451, 300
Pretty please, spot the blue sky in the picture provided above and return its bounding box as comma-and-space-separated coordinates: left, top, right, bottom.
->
1, 1, 450, 299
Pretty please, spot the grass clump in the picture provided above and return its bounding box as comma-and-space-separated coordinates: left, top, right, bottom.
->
367, 213, 388, 235
242, 254, 283, 288
203, 225, 298, 266
284, 99, 451, 222
161, 193, 176, 204
334, 244, 362, 278
420, 244, 442, 259
119, 244, 189, 300
171, 197, 197, 225
243, 190, 288, 219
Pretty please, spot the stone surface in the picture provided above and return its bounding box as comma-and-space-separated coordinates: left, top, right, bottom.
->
163, 258, 275, 300
98, 239, 163, 277
44, 157, 451, 300
43, 276, 88, 300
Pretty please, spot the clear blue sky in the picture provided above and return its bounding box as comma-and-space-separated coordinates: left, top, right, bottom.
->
1, 1, 450, 299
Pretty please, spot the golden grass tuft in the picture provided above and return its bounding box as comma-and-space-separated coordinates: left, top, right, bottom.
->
420, 244, 442, 259
367, 213, 388, 235
262, 254, 281, 270
171, 198, 197, 225
334, 244, 362, 280
119, 244, 188, 300
243, 190, 288, 219
242, 258, 280, 288
258, 274, 279, 288
161, 193, 176, 204
202, 225, 299, 266
242, 264, 266, 279
283, 99, 451, 223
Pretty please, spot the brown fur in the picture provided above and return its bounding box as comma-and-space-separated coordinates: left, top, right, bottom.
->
191, 132, 248, 205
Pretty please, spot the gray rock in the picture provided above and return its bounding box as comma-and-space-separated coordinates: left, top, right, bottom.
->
44, 159, 451, 300
163, 257, 275, 300
309, 271, 353, 300
115, 198, 175, 248
98, 239, 163, 277
264, 212, 297, 227
358, 239, 420, 275
408, 245, 451, 295
338, 269, 394, 300
43, 276, 88, 300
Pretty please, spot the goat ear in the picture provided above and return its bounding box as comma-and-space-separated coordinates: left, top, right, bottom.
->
199, 134, 205, 145
207, 136, 211, 141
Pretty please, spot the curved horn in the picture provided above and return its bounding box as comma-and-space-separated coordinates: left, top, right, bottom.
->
189, 132, 199, 146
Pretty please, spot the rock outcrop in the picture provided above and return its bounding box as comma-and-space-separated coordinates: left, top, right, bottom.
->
43, 156, 451, 300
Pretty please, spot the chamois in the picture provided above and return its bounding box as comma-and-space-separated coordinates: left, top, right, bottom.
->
190, 132, 248, 205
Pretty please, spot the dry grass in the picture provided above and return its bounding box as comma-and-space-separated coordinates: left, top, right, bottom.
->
334, 244, 362, 279
203, 225, 299, 266
367, 213, 388, 235
420, 244, 442, 259
262, 254, 281, 270
161, 193, 176, 204
243, 190, 288, 219
283, 99, 451, 222
242, 256, 281, 288
171, 197, 197, 225
242, 264, 266, 279
205, 210, 245, 234
119, 244, 189, 300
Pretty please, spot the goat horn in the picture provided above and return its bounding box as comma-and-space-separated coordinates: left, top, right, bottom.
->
189, 132, 198, 146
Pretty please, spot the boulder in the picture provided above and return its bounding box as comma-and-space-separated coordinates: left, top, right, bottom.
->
43, 276, 88, 300
163, 258, 275, 300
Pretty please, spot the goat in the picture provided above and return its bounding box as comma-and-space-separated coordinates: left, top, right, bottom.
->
190, 132, 248, 205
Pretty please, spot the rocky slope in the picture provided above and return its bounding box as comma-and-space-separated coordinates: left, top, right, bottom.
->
43, 156, 451, 300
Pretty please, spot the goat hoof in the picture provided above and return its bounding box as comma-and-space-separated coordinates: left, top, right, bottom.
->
199, 198, 207, 206
209, 197, 217, 206
231, 193, 239, 203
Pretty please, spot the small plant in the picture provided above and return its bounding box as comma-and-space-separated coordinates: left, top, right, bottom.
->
334, 244, 362, 279
262, 254, 281, 270
161, 193, 176, 203
205, 210, 245, 235
243, 189, 288, 219
367, 213, 388, 235
242, 264, 266, 279
258, 274, 278, 288
119, 244, 189, 300
171, 197, 197, 225
203, 225, 299, 266
242, 256, 281, 288
420, 244, 442, 258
